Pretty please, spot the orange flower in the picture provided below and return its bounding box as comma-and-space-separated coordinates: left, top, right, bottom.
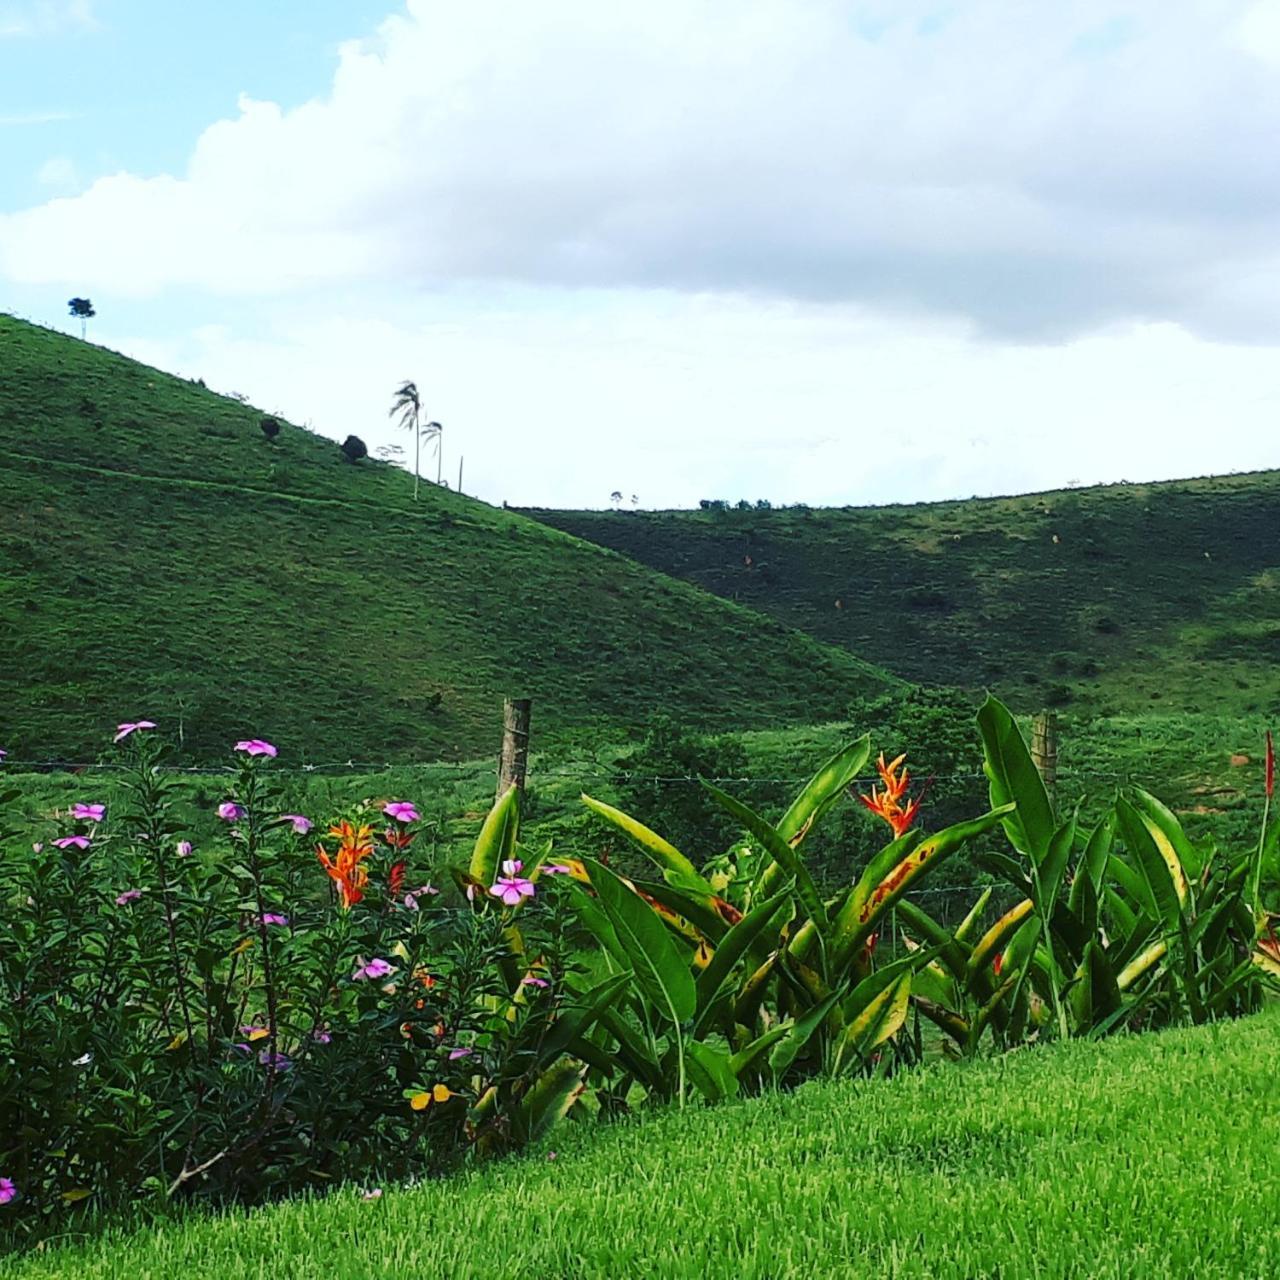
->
858, 752, 921, 838
316, 821, 375, 909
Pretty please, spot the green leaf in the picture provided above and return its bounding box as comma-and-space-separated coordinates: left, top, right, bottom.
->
686, 1041, 740, 1103
977, 695, 1055, 863
776, 733, 872, 844
512, 1061, 586, 1145
840, 974, 912, 1066
583, 858, 696, 1025
727, 1024, 793, 1078
1115, 797, 1184, 927
703, 783, 828, 928
768, 990, 842, 1078
581, 795, 708, 892
538, 971, 634, 1063
469, 785, 520, 887
693, 884, 793, 1034
1129, 787, 1204, 882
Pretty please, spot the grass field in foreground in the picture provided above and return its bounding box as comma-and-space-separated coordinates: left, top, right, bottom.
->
12, 1009, 1279, 1279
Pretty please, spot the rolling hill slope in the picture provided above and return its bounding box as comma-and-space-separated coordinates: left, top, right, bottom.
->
0, 314, 895, 762
525, 473, 1280, 717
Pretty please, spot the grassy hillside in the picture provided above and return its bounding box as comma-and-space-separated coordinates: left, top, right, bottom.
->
0, 315, 894, 762
12, 1009, 1279, 1277
526, 475, 1280, 717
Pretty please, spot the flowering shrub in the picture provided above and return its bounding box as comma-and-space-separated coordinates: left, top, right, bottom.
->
0, 725, 595, 1240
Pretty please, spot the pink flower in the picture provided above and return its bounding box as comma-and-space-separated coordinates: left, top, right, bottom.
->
353, 958, 394, 981
0, 1176, 16, 1204
176, 840, 193, 857
542, 863, 574, 876
115, 889, 142, 906
235, 739, 278, 758
54, 835, 91, 850
313, 1029, 332, 1045
31, 842, 43, 853
403, 883, 439, 910
114, 720, 156, 743
282, 814, 313, 835
259, 913, 289, 927
383, 801, 419, 823
258, 1049, 291, 1071
490, 859, 535, 907
72, 803, 106, 822
521, 975, 550, 989
447, 1046, 473, 1061
217, 802, 245, 821
361, 1188, 383, 1201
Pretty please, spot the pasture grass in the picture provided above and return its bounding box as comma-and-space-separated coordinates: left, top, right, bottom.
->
526, 472, 1280, 719
0, 313, 892, 764
10, 1008, 1280, 1277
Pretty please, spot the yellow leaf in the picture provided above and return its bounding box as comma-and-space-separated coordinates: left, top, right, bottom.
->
61, 1188, 92, 1203
247, 1028, 269, 1043
391, 941, 411, 962
431, 1082, 454, 1104
231, 938, 254, 955
166, 1032, 188, 1050
409, 1091, 431, 1111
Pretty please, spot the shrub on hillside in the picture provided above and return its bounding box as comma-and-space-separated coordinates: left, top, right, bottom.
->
340, 435, 367, 462
259, 416, 280, 440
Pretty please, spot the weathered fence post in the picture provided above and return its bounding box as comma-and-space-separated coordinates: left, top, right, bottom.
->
496, 697, 532, 799
1031, 709, 1058, 794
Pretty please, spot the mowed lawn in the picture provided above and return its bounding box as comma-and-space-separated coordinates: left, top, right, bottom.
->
11, 1009, 1279, 1279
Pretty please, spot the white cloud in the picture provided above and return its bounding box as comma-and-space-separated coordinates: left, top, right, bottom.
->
35, 155, 78, 190
114, 288, 1280, 510
2, 1, 1280, 340
0, 0, 94, 38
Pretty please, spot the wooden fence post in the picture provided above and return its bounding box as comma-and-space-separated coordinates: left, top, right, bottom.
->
496, 697, 532, 799
1031, 709, 1058, 794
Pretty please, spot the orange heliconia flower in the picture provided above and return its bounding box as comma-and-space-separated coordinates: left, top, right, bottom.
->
858, 753, 921, 838
316, 821, 375, 909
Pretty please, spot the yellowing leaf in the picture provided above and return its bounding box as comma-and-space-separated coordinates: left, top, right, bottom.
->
166, 1032, 188, 1050
61, 1188, 92, 1203
246, 1028, 269, 1043
231, 938, 254, 955
391, 940, 412, 962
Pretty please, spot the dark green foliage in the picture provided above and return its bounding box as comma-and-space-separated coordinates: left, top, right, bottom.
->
525, 476, 1280, 719
613, 716, 749, 862
339, 434, 367, 462
259, 417, 280, 440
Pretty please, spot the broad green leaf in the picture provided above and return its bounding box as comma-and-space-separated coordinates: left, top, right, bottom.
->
841, 974, 911, 1065
777, 733, 873, 844
832, 807, 1014, 963
581, 795, 709, 892
1115, 797, 1185, 926
686, 1041, 740, 1103
955, 888, 994, 945
895, 898, 971, 982
704, 783, 828, 928
768, 990, 842, 1078
564, 882, 629, 974
1129, 787, 1204, 881
727, 1023, 793, 1078
537, 971, 634, 1062
1039, 814, 1078, 913
583, 858, 696, 1024
469, 785, 520, 887
1070, 940, 1122, 1034
977, 696, 1054, 863
693, 885, 794, 1034
512, 1061, 585, 1145
965, 899, 1034, 988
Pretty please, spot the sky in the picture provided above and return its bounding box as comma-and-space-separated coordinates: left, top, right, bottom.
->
2, 0, 1279, 509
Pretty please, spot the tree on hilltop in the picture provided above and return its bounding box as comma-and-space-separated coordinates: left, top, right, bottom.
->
67, 297, 95, 339
389, 382, 443, 500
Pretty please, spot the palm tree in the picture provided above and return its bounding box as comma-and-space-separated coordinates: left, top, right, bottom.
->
68, 297, 95, 339
423, 421, 442, 484
389, 381, 423, 500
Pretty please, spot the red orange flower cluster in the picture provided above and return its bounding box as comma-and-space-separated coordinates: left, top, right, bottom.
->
858, 752, 921, 838
316, 821, 375, 909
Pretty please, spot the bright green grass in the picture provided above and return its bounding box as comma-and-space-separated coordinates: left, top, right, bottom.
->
10, 1010, 1280, 1278
0, 314, 893, 762
525, 472, 1280, 719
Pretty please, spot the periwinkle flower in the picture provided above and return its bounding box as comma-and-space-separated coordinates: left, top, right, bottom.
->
115, 889, 142, 906
353, 958, 394, 982
71, 803, 105, 822
54, 835, 91, 851
490, 859, 535, 907
113, 720, 156, 743
234, 739, 278, 757
217, 802, 245, 822
383, 801, 419, 823
282, 814, 313, 835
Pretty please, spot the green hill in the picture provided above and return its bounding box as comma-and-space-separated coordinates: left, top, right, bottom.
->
0, 314, 894, 762
525, 475, 1280, 717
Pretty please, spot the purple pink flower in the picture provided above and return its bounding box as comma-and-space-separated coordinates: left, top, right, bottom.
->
542, 863, 574, 876
353, 958, 394, 981
258, 1049, 291, 1071
0, 1176, 16, 1205
521, 975, 550, 989
313, 1029, 332, 1045
54, 835, 91, 851
447, 1046, 474, 1061
235, 739, 278, 757
361, 1188, 383, 1201
115, 889, 142, 906
282, 814, 313, 835
71, 802, 106, 822
404, 883, 439, 910
114, 720, 156, 743
383, 801, 419, 823
259, 913, 289, 927
176, 840, 193, 857
31, 842, 43, 853
217, 802, 245, 821
490, 859, 535, 907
